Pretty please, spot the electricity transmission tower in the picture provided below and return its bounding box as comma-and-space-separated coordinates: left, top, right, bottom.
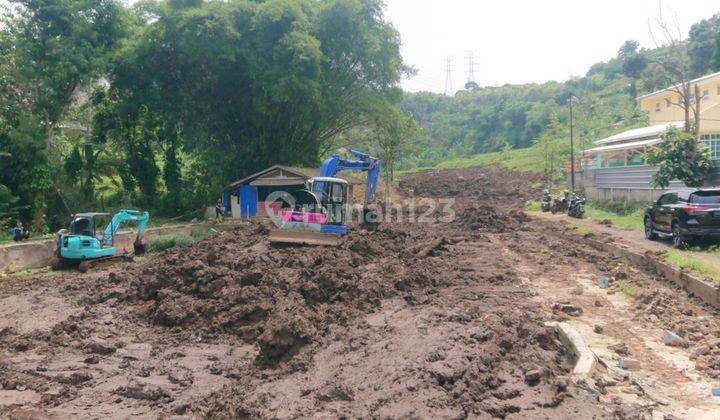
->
465, 50, 479, 90
444, 56, 454, 96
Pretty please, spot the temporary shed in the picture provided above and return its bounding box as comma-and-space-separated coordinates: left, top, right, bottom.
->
223, 165, 361, 219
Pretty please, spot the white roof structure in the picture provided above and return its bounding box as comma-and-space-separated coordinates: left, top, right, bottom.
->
637, 71, 720, 101
593, 121, 684, 146
583, 138, 662, 154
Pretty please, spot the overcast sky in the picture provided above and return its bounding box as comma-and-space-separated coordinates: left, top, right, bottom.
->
385, 0, 720, 93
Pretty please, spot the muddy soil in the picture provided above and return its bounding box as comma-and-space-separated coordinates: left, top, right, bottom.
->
0, 165, 716, 418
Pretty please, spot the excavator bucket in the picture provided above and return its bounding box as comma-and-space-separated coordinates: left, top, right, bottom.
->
268, 229, 343, 246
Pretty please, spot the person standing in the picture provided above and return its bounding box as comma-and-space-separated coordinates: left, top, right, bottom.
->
215, 199, 224, 223
12, 221, 25, 242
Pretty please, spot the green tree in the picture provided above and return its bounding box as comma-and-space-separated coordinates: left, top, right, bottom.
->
688, 14, 720, 77
1, 0, 130, 230
618, 40, 646, 98
535, 114, 567, 183
646, 127, 714, 189
712, 32, 720, 73
101, 0, 407, 208
371, 106, 423, 191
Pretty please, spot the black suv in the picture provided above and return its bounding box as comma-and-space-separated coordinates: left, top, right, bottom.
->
644, 188, 720, 248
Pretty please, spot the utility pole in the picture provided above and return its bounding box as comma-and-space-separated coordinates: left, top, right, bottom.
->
568, 94, 579, 192
444, 56, 453, 96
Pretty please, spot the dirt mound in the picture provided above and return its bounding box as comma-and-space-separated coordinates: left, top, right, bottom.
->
82, 223, 440, 365
457, 203, 531, 232
400, 164, 543, 208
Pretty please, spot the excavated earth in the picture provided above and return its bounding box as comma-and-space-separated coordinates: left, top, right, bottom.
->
0, 165, 718, 418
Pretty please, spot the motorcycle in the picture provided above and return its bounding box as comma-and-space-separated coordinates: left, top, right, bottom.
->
550, 192, 569, 214
540, 190, 552, 212
568, 194, 586, 218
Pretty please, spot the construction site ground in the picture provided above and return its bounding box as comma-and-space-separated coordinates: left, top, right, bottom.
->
1, 165, 719, 418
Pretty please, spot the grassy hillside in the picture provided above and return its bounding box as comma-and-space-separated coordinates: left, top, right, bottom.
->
401, 146, 541, 174
400, 13, 720, 179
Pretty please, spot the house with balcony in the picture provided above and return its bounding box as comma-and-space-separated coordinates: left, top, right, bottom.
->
579, 71, 720, 202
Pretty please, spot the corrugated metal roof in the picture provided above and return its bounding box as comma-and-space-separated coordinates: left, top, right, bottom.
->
225, 165, 311, 191
249, 178, 308, 187
226, 164, 363, 192
584, 138, 662, 154
593, 121, 684, 145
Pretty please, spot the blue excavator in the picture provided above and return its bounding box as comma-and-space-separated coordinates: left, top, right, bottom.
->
269, 150, 381, 246
51, 209, 150, 272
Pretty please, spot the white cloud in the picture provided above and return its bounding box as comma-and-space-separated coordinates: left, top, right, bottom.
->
384, 0, 720, 93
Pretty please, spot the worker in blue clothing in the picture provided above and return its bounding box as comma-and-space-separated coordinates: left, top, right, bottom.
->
12, 221, 27, 242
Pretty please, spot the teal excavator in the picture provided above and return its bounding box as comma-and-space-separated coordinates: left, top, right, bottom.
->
51, 209, 149, 272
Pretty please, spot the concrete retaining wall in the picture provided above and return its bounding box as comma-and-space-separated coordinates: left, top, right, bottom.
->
584, 186, 668, 204
0, 223, 223, 273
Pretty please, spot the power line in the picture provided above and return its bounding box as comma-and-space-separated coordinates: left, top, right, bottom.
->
444, 56, 453, 96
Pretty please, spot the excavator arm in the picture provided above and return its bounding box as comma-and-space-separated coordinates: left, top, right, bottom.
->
320, 150, 381, 204
102, 209, 150, 246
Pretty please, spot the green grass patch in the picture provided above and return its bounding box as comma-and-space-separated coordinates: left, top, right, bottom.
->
0, 232, 55, 245
397, 145, 545, 176
190, 227, 214, 241
434, 147, 541, 173
584, 202, 645, 231
568, 223, 595, 236
616, 280, 639, 297
666, 251, 720, 285
524, 200, 541, 212
147, 233, 196, 253
147, 227, 215, 254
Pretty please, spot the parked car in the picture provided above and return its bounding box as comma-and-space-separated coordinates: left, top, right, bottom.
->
644, 188, 720, 248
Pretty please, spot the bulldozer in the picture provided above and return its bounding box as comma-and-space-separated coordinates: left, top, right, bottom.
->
268, 150, 380, 246
51, 209, 150, 272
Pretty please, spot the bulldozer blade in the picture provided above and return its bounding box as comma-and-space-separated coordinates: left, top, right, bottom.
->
268, 229, 343, 246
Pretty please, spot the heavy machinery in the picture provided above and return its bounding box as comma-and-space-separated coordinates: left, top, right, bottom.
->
51, 209, 150, 272
268, 150, 381, 246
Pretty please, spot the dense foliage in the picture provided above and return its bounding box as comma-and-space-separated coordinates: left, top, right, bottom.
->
401, 78, 642, 171
0, 0, 407, 232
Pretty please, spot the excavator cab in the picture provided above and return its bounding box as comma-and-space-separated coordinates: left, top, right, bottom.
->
309, 177, 348, 225
69, 213, 109, 242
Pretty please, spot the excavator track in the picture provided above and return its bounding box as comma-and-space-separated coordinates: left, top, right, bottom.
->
77, 254, 135, 273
